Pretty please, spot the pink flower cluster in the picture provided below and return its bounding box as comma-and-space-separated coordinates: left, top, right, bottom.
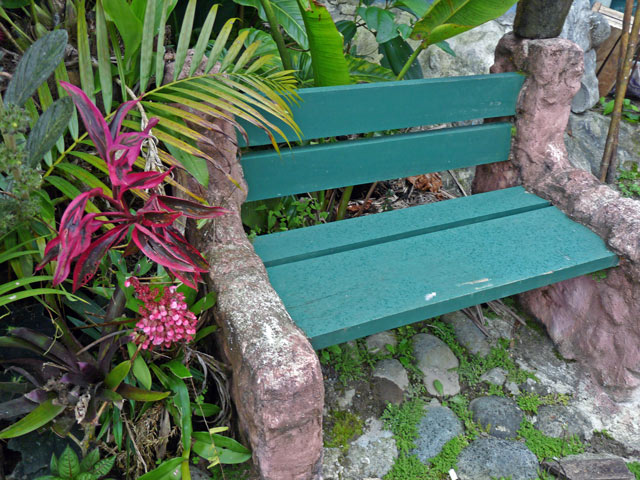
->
126, 277, 197, 350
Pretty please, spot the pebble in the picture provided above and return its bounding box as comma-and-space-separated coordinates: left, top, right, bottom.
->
469, 396, 523, 439
411, 406, 464, 463
372, 359, 409, 406
456, 437, 539, 480
365, 331, 397, 355
480, 367, 507, 386
442, 311, 491, 357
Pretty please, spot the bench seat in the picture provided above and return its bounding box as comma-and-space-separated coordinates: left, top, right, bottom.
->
252, 187, 618, 349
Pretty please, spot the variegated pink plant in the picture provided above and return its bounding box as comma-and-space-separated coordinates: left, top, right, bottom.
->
38, 82, 227, 290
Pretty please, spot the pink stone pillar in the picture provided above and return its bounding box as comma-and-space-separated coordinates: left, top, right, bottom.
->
474, 33, 640, 401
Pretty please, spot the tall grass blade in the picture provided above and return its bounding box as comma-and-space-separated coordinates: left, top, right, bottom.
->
77, 0, 95, 101
173, 0, 197, 81
96, 0, 113, 112
139, 0, 157, 92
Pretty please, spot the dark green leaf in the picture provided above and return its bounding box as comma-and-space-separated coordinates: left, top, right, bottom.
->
393, 0, 431, 17
127, 343, 152, 389
234, 0, 308, 50
26, 98, 73, 168
76, 0, 95, 102
137, 457, 182, 479
104, 361, 131, 390
347, 55, 395, 83
436, 40, 455, 56
379, 37, 423, 79
79, 448, 100, 472
4, 30, 67, 107
91, 456, 115, 476
165, 360, 192, 379
192, 402, 221, 417
165, 143, 208, 187
358, 6, 398, 43
190, 291, 217, 315
0, 0, 30, 7
57, 446, 80, 479
193, 325, 217, 342
336, 20, 357, 45
102, 0, 143, 66
116, 383, 170, 401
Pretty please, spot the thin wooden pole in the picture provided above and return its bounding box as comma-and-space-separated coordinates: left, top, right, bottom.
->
600, 0, 640, 183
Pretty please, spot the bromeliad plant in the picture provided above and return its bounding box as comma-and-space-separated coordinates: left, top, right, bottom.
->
37, 82, 227, 291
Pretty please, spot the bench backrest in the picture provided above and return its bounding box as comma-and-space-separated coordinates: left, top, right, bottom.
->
240, 72, 524, 202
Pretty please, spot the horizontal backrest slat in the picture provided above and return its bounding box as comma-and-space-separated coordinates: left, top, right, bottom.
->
240, 72, 524, 147
243, 122, 512, 201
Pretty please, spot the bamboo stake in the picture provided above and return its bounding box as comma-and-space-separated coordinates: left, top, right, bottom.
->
599, 0, 640, 183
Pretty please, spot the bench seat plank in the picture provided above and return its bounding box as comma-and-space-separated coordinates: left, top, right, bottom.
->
260, 202, 618, 349
243, 123, 512, 202
241, 73, 525, 146
253, 187, 550, 267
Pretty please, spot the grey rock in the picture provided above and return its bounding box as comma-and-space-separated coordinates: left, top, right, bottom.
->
442, 311, 491, 357
411, 406, 464, 463
365, 331, 397, 355
422, 367, 461, 397
480, 367, 507, 386
543, 453, 635, 480
470, 396, 524, 439
559, 0, 611, 112
565, 111, 640, 178
505, 381, 521, 396
337, 388, 356, 409
535, 405, 593, 441
413, 333, 459, 371
514, 0, 572, 39
457, 437, 539, 480
418, 19, 511, 78
322, 418, 397, 480
372, 359, 409, 406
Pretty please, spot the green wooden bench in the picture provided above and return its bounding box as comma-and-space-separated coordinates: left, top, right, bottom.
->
240, 73, 618, 350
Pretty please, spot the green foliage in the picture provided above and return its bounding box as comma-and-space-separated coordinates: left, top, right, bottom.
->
487, 383, 506, 397
518, 420, 584, 461
600, 97, 640, 123
591, 269, 609, 282
627, 461, 640, 479
320, 342, 368, 385
444, 395, 482, 439
36, 446, 115, 480
384, 454, 432, 480
617, 163, 640, 198
517, 392, 542, 414
381, 399, 425, 455
429, 435, 467, 475
324, 410, 364, 452
243, 196, 329, 237
427, 321, 537, 386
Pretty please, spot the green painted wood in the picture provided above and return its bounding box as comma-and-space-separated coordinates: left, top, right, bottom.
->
243, 123, 512, 201
240, 73, 525, 147
253, 187, 550, 267
263, 206, 618, 349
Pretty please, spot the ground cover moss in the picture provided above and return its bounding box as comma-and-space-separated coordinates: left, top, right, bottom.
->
518, 419, 584, 460
324, 410, 364, 452
628, 461, 640, 479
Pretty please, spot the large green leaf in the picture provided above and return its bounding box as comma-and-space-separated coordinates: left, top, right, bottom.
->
104, 361, 131, 390
411, 0, 517, 45
296, 0, 351, 87
347, 55, 395, 83
0, 399, 65, 439
358, 6, 398, 43
192, 431, 252, 465
137, 457, 182, 480
379, 37, 423, 79
57, 446, 80, 479
102, 0, 143, 66
4, 30, 67, 107
25, 98, 73, 168
234, 0, 308, 50
116, 383, 170, 401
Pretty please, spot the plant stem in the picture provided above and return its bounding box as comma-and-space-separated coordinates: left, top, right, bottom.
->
336, 185, 354, 221
600, 0, 640, 183
258, 0, 293, 71
396, 41, 427, 80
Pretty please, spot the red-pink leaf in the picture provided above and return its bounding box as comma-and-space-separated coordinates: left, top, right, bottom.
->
156, 196, 229, 219
138, 211, 181, 227
60, 82, 112, 160
108, 99, 139, 139
168, 268, 200, 289
36, 236, 61, 270
72, 224, 129, 291
132, 224, 198, 272
161, 227, 209, 272
120, 168, 173, 192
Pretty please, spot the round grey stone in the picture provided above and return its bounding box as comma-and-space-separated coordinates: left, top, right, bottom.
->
411, 406, 464, 463
470, 396, 524, 439
480, 367, 507, 386
373, 359, 409, 406
422, 367, 461, 397
535, 405, 593, 441
457, 437, 539, 480
413, 333, 459, 372
365, 331, 397, 355
441, 311, 491, 357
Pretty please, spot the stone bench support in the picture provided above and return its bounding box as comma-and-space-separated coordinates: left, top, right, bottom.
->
474, 33, 640, 402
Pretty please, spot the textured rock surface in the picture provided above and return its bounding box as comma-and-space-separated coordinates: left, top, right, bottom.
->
474, 33, 640, 402
456, 437, 539, 480
480, 367, 507, 386
372, 358, 409, 406
543, 453, 636, 480
411, 406, 463, 463
323, 418, 397, 480
365, 331, 397, 355
559, 0, 611, 112
188, 116, 323, 479
469, 396, 524, 439
565, 111, 640, 176
536, 405, 593, 440
441, 311, 491, 357
413, 333, 461, 396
